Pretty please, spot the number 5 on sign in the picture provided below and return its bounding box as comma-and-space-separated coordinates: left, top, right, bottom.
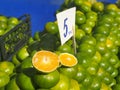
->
56, 7, 76, 45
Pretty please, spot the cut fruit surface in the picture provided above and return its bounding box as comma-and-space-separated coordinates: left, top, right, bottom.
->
59, 53, 78, 67
32, 50, 59, 73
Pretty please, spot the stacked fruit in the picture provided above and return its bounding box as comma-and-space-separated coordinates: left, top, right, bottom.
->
1, 0, 120, 90
4, 45, 79, 90
0, 61, 15, 90
57, 0, 120, 89
0, 15, 19, 36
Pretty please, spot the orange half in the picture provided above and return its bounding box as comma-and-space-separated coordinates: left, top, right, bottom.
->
59, 53, 78, 67
32, 50, 59, 73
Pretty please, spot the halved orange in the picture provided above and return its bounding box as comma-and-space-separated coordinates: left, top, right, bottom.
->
59, 53, 78, 67
32, 50, 59, 73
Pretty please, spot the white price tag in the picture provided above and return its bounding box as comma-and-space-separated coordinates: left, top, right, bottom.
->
56, 7, 76, 45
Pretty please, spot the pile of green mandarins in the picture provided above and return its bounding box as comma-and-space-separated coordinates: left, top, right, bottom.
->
2, 0, 120, 90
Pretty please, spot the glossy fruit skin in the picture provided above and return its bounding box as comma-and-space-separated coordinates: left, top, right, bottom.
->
92, 2, 104, 12
80, 24, 92, 34
0, 61, 15, 75
17, 45, 29, 61
80, 2, 91, 13
76, 52, 92, 68
59, 66, 78, 79
12, 54, 21, 66
73, 0, 83, 7
90, 78, 101, 90
0, 22, 7, 30
87, 63, 99, 75
20, 57, 36, 77
80, 35, 96, 46
0, 28, 5, 36
106, 4, 118, 11
109, 54, 119, 66
0, 71, 10, 88
16, 72, 35, 90
82, 74, 93, 86
20, 57, 33, 69
95, 42, 107, 55
111, 69, 118, 78
86, 19, 95, 27
93, 34, 107, 43
78, 43, 96, 58
75, 29, 85, 41
73, 64, 86, 83
5, 76, 20, 90
58, 44, 72, 53
33, 70, 60, 89
69, 79, 80, 90
45, 22, 59, 35
86, 11, 98, 22
76, 11, 86, 25
50, 74, 70, 90
93, 25, 110, 36
102, 74, 113, 85
99, 59, 110, 70
8, 17, 19, 25
0, 16, 7, 23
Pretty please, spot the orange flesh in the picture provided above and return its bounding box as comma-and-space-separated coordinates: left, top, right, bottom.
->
59, 53, 78, 67
32, 50, 59, 73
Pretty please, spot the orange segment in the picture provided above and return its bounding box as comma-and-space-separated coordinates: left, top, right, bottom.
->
32, 50, 59, 73
59, 53, 78, 67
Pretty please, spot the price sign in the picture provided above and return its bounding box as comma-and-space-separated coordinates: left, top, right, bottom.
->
56, 7, 76, 45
